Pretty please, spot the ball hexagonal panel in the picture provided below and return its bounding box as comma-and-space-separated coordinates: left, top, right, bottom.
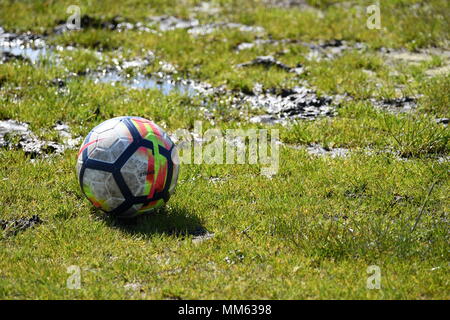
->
82, 168, 125, 212
93, 118, 121, 134
81, 131, 99, 157
120, 147, 151, 197
88, 121, 132, 163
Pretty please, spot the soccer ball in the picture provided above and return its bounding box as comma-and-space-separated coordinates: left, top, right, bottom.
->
76, 116, 179, 217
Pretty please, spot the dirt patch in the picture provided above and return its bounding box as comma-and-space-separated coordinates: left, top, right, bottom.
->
0, 119, 79, 157
305, 144, 349, 158
381, 47, 450, 76
263, 0, 309, 7
236, 55, 303, 74
148, 15, 265, 35
191, 2, 221, 15
54, 121, 82, 149
189, 22, 265, 36
287, 143, 349, 158
236, 39, 367, 61
241, 85, 336, 123
435, 118, 448, 126
425, 64, 450, 77
383, 50, 432, 64
0, 215, 42, 236
148, 15, 199, 32
124, 282, 143, 292
192, 231, 215, 244
370, 96, 417, 113
54, 15, 128, 33
90, 58, 335, 123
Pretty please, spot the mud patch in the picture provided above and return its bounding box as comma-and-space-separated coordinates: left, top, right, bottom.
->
305, 40, 367, 61
242, 85, 335, 123
288, 143, 349, 158
1, 28, 337, 124
0, 119, 77, 157
0, 215, 42, 236
237, 55, 303, 74
54, 15, 145, 34
306, 144, 349, 158
370, 96, 417, 113
191, 2, 222, 15
425, 64, 450, 77
382, 48, 450, 64
148, 15, 199, 32
236, 39, 366, 61
383, 50, 431, 64
192, 231, 215, 244
381, 47, 450, 76
435, 118, 448, 126
124, 282, 143, 292
54, 121, 82, 149
189, 22, 265, 36
148, 15, 265, 35
262, 0, 314, 9
82, 53, 199, 95
90, 62, 334, 123
437, 156, 450, 163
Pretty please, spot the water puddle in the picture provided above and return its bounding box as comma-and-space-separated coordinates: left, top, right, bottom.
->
0, 30, 49, 63
89, 70, 198, 97
0, 46, 49, 63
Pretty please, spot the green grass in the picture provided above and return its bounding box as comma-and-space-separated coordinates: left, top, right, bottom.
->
0, 0, 449, 299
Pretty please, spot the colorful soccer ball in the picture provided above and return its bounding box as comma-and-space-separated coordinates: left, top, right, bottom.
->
76, 116, 179, 217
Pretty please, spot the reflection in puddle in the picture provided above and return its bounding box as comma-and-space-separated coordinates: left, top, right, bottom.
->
0, 46, 49, 63
0, 31, 49, 63
90, 71, 198, 97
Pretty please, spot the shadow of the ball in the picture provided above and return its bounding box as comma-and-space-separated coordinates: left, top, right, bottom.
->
96, 206, 208, 238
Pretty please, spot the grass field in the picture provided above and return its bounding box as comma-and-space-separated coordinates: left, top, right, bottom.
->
0, 0, 449, 299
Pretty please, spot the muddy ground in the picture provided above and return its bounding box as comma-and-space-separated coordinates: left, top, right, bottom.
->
0, 11, 449, 157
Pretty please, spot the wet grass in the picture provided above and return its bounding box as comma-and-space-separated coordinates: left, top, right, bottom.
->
0, 0, 449, 299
